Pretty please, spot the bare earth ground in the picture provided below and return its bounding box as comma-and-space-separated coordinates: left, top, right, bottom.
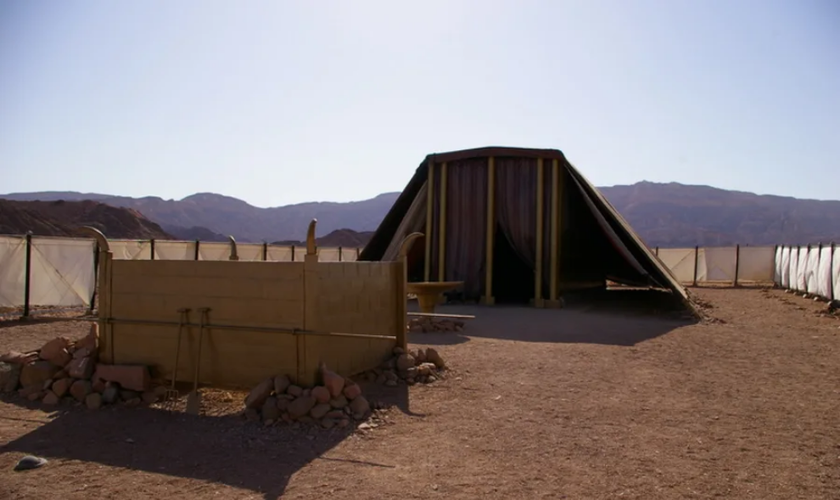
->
1, 287, 839, 499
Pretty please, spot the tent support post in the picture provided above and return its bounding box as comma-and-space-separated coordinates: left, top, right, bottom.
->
692, 245, 699, 286
438, 162, 447, 282
733, 244, 740, 287
424, 158, 434, 282
482, 157, 496, 305
533, 158, 544, 307
547, 159, 562, 308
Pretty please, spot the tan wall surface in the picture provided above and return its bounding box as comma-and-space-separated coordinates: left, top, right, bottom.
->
310, 262, 402, 336
103, 259, 401, 388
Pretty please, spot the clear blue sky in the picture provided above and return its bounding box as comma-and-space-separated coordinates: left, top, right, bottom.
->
1, 0, 838, 207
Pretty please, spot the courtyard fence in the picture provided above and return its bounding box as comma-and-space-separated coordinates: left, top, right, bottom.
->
1, 234, 835, 317
773, 244, 838, 302
0, 234, 363, 316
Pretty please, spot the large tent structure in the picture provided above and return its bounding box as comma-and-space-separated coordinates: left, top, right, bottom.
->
359, 146, 689, 307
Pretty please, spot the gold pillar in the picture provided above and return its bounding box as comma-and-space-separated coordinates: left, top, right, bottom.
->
482, 157, 496, 305
424, 159, 434, 281
438, 162, 448, 282
534, 158, 544, 307
547, 158, 561, 308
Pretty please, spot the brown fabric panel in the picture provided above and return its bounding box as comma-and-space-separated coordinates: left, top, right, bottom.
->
429, 164, 441, 281
443, 158, 488, 299
541, 164, 553, 297
495, 157, 538, 270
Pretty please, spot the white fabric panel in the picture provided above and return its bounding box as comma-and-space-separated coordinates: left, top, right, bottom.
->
833, 246, 839, 301
780, 246, 791, 288
342, 248, 360, 262
806, 247, 821, 295
773, 246, 782, 284
293, 247, 307, 262
795, 246, 808, 292
29, 237, 95, 307
110, 240, 152, 260
697, 247, 737, 282
788, 247, 799, 290
154, 240, 197, 260
0, 236, 26, 307
267, 245, 293, 261
738, 246, 776, 282
319, 247, 341, 262
237, 243, 265, 261
198, 242, 231, 261
657, 248, 696, 283
816, 247, 833, 299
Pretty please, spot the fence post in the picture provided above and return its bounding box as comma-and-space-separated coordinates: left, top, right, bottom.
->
831, 242, 836, 301
733, 244, 740, 287
262, 242, 268, 261
194, 240, 200, 260
89, 241, 100, 315
150, 238, 156, 260
655, 246, 659, 257
291, 245, 295, 262
338, 246, 343, 262
22, 232, 33, 319
692, 245, 699, 286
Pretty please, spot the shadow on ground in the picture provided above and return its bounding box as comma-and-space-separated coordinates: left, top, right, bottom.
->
1, 381, 412, 499
411, 289, 696, 347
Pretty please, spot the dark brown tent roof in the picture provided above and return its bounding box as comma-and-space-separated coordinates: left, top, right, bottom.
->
360, 146, 689, 302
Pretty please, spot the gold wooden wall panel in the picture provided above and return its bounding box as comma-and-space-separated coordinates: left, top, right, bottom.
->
312, 262, 400, 336
104, 259, 400, 388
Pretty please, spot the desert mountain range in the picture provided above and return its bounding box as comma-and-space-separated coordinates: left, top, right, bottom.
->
1, 182, 839, 247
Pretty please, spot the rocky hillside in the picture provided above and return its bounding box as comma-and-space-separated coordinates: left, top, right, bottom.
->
273, 229, 376, 248
0, 200, 174, 239
0, 191, 396, 243
599, 182, 840, 246
3, 182, 839, 246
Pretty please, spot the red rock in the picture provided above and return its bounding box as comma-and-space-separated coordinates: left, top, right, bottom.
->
72, 347, 96, 360
310, 403, 331, 419
320, 363, 345, 397
273, 375, 291, 395
39, 337, 72, 367
92, 378, 106, 393
20, 361, 59, 387
244, 378, 274, 410
76, 323, 99, 352
86, 392, 102, 409
287, 395, 316, 419
342, 382, 362, 401
94, 364, 150, 392
52, 378, 72, 398
311, 386, 330, 404
27, 391, 43, 401
18, 384, 42, 398
42, 391, 60, 405
69, 380, 93, 402
349, 395, 370, 417
66, 357, 95, 379
1, 351, 36, 365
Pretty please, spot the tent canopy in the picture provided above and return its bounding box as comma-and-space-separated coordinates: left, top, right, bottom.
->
360, 146, 688, 304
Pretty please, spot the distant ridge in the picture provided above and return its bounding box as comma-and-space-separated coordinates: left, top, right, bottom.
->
3, 182, 839, 246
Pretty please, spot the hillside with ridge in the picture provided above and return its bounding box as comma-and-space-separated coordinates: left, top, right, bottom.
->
0, 200, 174, 239
3, 182, 839, 247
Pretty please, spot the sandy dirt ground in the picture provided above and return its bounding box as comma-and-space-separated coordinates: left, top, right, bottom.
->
1, 287, 838, 499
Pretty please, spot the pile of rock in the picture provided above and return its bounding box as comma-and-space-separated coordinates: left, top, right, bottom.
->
407, 316, 465, 333
361, 346, 446, 386
243, 362, 370, 429
0, 324, 160, 410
